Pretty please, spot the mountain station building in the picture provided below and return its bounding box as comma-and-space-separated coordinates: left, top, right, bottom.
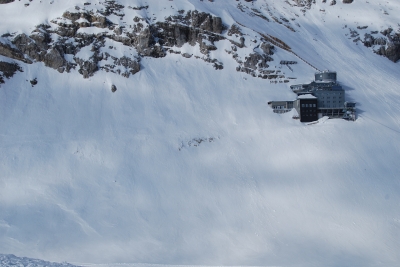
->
268, 70, 356, 122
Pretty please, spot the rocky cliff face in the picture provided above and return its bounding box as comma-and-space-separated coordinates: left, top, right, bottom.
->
0, 3, 229, 80
0, 0, 398, 85
0, 61, 21, 84
0, 1, 282, 83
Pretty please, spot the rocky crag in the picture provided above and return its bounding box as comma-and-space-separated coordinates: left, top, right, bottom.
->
0, 0, 302, 84
0, 0, 398, 85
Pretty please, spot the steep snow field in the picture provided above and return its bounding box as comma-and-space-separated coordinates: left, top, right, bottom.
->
1, 0, 400, 267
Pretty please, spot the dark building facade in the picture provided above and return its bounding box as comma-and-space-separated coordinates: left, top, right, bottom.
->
294, 94, 318, 122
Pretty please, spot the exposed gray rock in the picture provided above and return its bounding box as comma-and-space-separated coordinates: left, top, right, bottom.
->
260, 42, 275, 55
13, 33, 49, 62
30, 32, 51, 50
385, 43, 400, 62
363, 33, 374, 47
374, 45, 386, 56
30, 78, 38, 87
100, 0, 125, 17
0, 42, 31, 63
342, 0, 353, 3
190, 11, 224, 34
44, 47, 65, 69
62, 11, 110, 29
152, 18, 224, 55
0, 0, 14, 3
111, 84, 117, 92
294, 0, 314, 9
0, 61, 22, 84
227, 24, 243, 37
381, 28, 393, 37
134, 27, 155, 55
115, 56, 140, 76
374, 38, 387, 46
213, 62, 223, 70
244, 52, 272, 70
361, 28, 400, 62
294, 0, 313, 7
100, 54, 140, 77
114, 26, 123, 35
0, 6, 275, 83
75, 56, 99, 78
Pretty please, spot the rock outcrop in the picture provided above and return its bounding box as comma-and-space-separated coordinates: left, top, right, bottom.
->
0, 42, 31, 63
361, 29, 400, 63
0, 0, 14, 4
384, 43, 400, 63
0, 61, 22, 84
0, 6, 229, 79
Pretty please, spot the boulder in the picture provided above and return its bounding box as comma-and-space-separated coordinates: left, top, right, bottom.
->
0, 61, 21, 79
244, 53, 272, 70
75, 57, 99, 78
260, 42, 275, 55
115, 56, 140, 75
0, 42, 30, 63
13, 33, 47, 62
385, 43, 400, 62
44, 48, 65, 69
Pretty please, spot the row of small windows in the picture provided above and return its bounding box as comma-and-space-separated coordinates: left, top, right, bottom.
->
273, 105, 289, 109
321, 96, 342, 99
301, 104, 316, 107
317, 93, 342, 96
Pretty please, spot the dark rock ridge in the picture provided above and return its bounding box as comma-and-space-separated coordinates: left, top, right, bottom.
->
0, 2, 283, 82
0, 61, 22, 84
293, 0, 314, 8
0, 0, 14, 4
233, 41, 276, 78
0, 8, 231, 79
132, 10, 225, 57
360, 28, 400, 63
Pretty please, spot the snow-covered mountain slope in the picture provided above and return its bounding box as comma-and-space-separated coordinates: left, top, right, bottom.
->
0, 254, 79, 267
0, 1, 400, 267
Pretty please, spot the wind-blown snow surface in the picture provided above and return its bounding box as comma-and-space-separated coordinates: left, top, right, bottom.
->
0, 254, 79, 267
1, 0, 400, 266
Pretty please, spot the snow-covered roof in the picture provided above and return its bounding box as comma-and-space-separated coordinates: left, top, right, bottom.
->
297, 94, 316, 99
